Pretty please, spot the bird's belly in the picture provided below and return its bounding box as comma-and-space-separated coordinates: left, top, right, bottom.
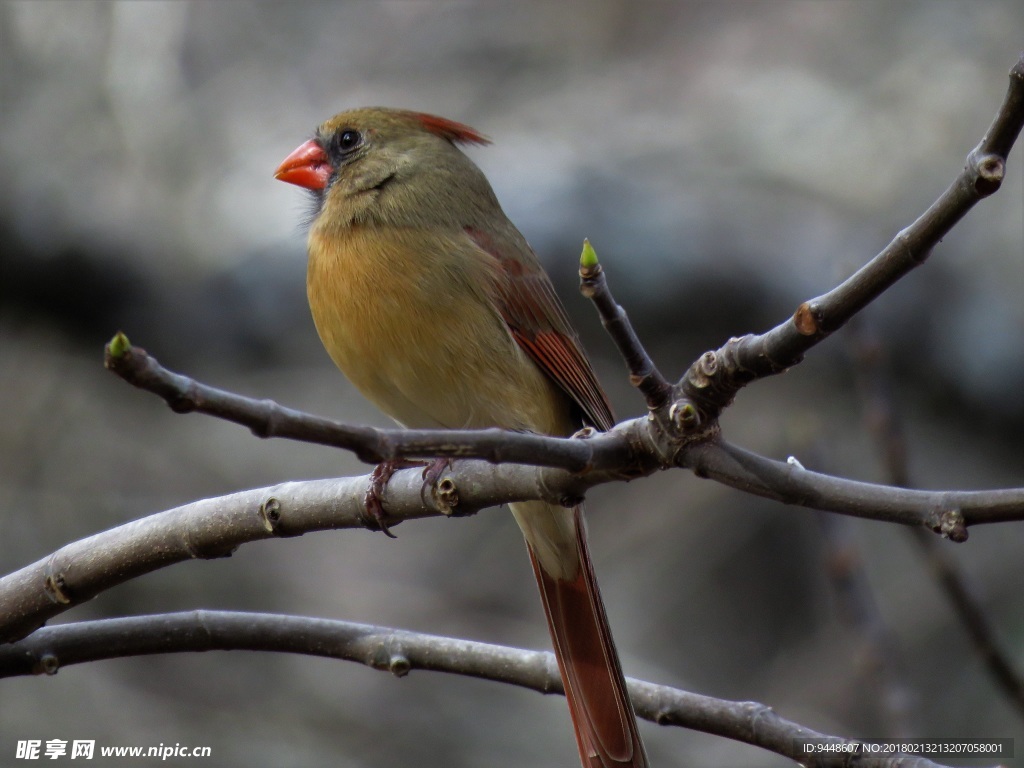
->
307, 233, 570, 435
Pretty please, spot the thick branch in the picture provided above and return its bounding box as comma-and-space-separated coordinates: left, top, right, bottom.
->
0, 611, 970, 768
0, 464, 593, 644
3, 453, 1023, 645
677, 54, 1024, 421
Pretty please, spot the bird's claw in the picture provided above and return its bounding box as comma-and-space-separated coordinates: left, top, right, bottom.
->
421, 457, 453, 486
365, 458, 455, 536
365, 460, 405, 538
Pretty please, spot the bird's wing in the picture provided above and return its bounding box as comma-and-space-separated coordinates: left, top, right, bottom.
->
465, 226, 615, 432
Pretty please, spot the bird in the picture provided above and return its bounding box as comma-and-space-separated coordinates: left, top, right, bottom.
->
275, 107, 648, 767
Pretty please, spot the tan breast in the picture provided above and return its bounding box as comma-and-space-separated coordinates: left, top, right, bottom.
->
306, 224, 572, 436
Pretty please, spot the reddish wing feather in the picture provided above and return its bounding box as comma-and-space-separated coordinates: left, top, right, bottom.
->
413, 112, 491, 146
503, 275, 615, 432
465, 228, 614, 432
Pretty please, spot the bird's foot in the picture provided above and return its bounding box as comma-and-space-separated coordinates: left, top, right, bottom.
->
365, 458, 455, 536
366, 460, 417, 538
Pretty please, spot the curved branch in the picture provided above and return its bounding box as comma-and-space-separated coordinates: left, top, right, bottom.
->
683, 440, 1024, 538
0, 611, 970, 768
0, 462, 590, 645
676, 54, 1024, 420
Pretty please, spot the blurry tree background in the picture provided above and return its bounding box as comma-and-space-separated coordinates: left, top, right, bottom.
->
1, 2, 1022, 766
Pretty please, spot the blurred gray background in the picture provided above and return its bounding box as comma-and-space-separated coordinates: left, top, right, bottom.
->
2, 1, 1022, 766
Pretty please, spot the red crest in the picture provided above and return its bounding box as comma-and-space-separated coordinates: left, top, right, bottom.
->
413, 112, 491, 146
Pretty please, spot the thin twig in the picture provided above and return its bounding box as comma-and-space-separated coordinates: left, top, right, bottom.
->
578, 239, 673, 411
682, 440, 1024, 534
909, 527, 1024, 721
817, 510, 917, 736
104, 333, 635, 474
849, 322, 1024, 721
0, 611, 979, 768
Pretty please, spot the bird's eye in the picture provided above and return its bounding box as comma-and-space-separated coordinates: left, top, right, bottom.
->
336, 129, 362, 153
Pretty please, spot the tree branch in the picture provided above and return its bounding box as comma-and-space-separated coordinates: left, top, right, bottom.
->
0, 611, 975, 768
0, 466, 580, 644
816, 509, 917, 736
578, 239, 674, 412
103, 332, 637, 475
848, 322, 1024, 720
682, 440, 1024, 537
675, 54, 1024, 422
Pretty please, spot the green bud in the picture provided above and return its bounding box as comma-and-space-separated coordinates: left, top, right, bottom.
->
107, 331, 131, 359
579, 239, 599, 269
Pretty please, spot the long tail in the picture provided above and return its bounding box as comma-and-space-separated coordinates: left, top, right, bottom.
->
516, 502, 648, 768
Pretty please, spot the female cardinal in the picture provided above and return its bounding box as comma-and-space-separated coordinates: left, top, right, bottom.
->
275, 107, 648, 768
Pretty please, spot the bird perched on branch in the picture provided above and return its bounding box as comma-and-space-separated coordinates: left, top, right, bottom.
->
275, 107, 648, 768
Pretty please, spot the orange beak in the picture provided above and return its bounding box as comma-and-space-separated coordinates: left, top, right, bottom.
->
274, 140, 332, 190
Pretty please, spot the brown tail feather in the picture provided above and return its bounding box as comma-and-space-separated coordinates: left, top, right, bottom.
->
527, 506, 648, 768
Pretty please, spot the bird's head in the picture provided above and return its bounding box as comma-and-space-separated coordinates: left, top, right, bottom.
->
275, 107, 495, 229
